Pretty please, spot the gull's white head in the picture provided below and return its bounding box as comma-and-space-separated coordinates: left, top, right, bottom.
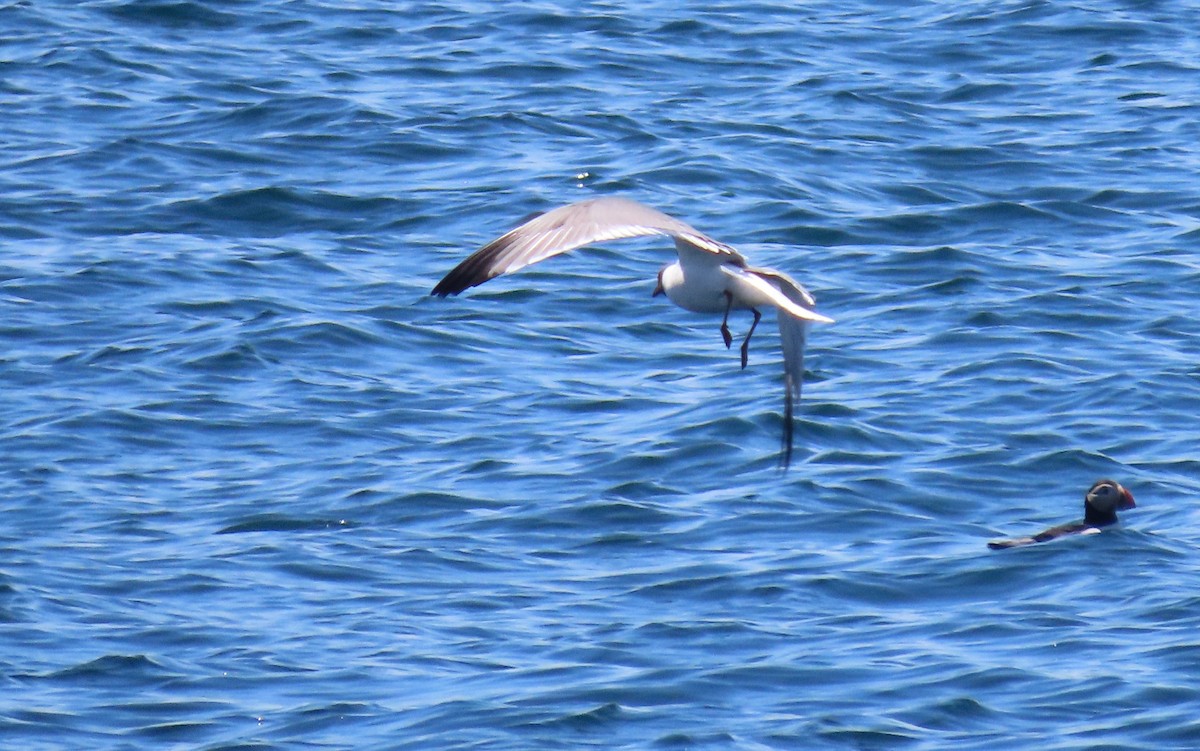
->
652, 263, 683, 298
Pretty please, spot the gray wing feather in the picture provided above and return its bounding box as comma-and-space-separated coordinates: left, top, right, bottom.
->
750, 267, 816, 401
432, 197, 743, 296
755, 267, 817, 469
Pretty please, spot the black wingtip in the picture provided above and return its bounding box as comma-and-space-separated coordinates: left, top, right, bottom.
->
431, 239, 510, 298
431, 268, 494, 298
430, 265, 482, 297
778, 375, 795, 471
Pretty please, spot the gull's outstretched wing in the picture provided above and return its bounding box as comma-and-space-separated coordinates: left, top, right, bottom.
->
431, 197, 743, 297
747, 267, 824, 469
724, 267, 833, 325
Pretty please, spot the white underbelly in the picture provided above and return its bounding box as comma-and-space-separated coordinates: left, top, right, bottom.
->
662, 263, 746, 314
666, 284, 731, 313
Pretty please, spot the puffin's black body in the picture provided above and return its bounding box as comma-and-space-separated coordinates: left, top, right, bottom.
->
988, 479, 1136, 550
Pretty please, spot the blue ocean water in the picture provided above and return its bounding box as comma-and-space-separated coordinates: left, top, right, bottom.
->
3, 1, 1200, 748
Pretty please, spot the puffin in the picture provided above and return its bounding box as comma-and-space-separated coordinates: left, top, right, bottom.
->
987, 479, 1136, 550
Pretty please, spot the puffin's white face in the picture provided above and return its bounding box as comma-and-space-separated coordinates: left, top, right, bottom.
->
1086, 480, 1136, 513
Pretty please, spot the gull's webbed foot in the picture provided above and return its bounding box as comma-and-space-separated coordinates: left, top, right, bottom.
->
720, 290, 734, 349
739, 308, 762, 370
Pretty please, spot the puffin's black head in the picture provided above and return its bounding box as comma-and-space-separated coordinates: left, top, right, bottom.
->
1084, 479, 1135, 525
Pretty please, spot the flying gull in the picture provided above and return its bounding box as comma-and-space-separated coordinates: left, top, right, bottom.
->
431, 196, 833, 468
